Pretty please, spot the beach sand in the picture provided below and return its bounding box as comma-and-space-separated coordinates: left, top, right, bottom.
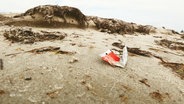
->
0, 11, 184, 104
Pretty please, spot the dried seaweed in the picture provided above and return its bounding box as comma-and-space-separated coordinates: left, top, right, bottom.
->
3, 27, 66, 44
112, 42, 184, 79
139, 78, 150, 87
56, 50, 76, 55
13, 5, 88, 27
155, 39, 184, 51
149, 91, 164, 102
5, 46, 76, 56
161, 61, 184, 79
46, 89, 62, 99
27, 46, 60, 54
112, 42, 152, 57
88, 16, 156, 35
153, 55, 184, 79
127, 48, 152, 57
112, 42, 124, 49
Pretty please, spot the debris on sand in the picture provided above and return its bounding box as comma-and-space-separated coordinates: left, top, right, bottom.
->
46, 89, 62, 99
56, 50, 76, 55
0, 59, 3, 70
149, 91, 164, 102
5, 46, 76, 57
153, 55, 184, 79
160, 61, 184, 79
112, 42, 124, 49
24, 77, 32, 81
155, 39, 184, 51
149, 91, 170, 102
0, 90, 5, 95
119, 94, 128, 103
139, 78, 150, 87
112, 42, 152, 57
3, 27, 66, 44
127, 48, 152, 57
13, 5, 88, 28
80, 79, 93, 91
100, 47, 128, 68
28, 46, 60, 54
28, 46, 76, 55
88, 16, 156, 35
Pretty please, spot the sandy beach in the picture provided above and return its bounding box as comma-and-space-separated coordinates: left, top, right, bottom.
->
0, 5, 184, 104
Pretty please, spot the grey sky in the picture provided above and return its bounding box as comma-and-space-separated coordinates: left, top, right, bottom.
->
0, 0, 183, 31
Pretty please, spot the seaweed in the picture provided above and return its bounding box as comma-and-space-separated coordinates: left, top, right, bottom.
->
13, 5, 88, 27
112, 42, 152, 57
155, 39, 184, 51
3, 27, 66, 44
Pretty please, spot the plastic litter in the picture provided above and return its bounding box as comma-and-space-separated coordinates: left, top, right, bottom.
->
100, 46, 128, 68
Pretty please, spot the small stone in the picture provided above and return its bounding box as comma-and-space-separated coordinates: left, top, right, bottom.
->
24, 77, 32, 81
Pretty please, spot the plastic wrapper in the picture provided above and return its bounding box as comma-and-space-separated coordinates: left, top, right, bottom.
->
100, 46, 128, 68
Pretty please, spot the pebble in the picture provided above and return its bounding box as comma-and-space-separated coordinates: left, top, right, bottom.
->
24, 77, 32, 81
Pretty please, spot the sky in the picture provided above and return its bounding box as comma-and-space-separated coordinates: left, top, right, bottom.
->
0, 0, 183, 31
